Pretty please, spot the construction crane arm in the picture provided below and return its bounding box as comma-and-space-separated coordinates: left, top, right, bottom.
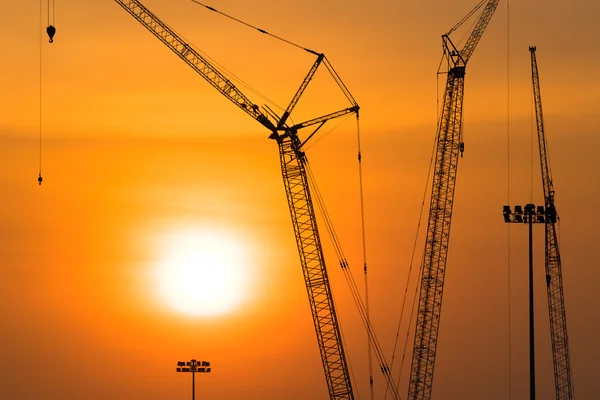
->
292, 106, 359, 132
408, 2, 499, 399
114, 2, 361, 399
271, 130, 355, 400
530, 47, 553, 199
114, 0, 277, 132
530, 46, 574, 400
278, 53, 325, 128
457, 0, 500, 64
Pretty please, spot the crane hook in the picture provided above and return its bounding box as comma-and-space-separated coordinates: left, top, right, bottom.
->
46, 25, 56, 43
38, 173, 43, 185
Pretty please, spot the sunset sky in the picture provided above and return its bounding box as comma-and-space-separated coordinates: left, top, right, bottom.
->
1, 0, 599, 399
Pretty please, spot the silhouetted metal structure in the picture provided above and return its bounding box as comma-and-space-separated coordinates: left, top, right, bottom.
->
114, 1, 359, 398
408, 1, 499, 399
503, 203, 553, 400
529, 46, 574, 400
176, 359, 211, 400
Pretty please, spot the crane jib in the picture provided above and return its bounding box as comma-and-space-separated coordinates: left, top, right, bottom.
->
113, 1, 364, 399
407, 1, 499, 399
530, 46, 574, 400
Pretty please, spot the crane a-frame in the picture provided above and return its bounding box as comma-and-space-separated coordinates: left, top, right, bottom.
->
408, 1, 499, 398
113, 1, 359, 399
529, 46, 574, 400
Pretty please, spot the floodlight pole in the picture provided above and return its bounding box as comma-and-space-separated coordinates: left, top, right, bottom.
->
176, 359, 211, 400
503, 203, 546, 400
527, 206, 535, 400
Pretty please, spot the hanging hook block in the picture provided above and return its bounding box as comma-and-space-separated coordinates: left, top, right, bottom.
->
46, 25, 56, 43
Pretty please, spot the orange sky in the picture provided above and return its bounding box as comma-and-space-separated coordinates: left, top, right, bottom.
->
1, 1, 599, 399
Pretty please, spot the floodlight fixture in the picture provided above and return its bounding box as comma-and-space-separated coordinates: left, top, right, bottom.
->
176, 359, 211, 400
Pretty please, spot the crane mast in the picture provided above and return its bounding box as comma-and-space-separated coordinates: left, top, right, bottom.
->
529, 46, 574, 400
271, 128, 354, 399
408, 1, 499, 399
113, 1, 358, 398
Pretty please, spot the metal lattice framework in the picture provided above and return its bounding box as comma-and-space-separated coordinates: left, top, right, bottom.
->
114, 1, 359, 398
408, 60, 465, 400
273, 130, 354, 399
115, 0, 276, 129
530, 46, 574, 400
408, 1, 499, 399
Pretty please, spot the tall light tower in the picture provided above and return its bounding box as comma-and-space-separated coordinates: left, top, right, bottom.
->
176, 359, 211, 400
503, 204, 555, 400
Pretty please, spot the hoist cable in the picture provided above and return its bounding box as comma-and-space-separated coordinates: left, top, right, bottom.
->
189, 1, 359, 126
338, 320, 364, 400
39, 0, 43, 183
355, 115, 374, 400
303, 115, 352, 151
530, 78, 535, 203
384, 109, 440, 399
305, 163, 402, 400
46, 0, 55, 25
165, 16, 286, 114
323, 57, 359, 106
190, 0, 318, 55
446, 0, 487, 35
506, 0, 513, 397
190, 40, 285, 112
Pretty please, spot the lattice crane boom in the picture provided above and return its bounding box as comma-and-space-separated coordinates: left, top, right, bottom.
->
408, 2, 499, 399
457, 0, 500, 64
114, 0, 277, 131
278, 53, 324, 128
114, 1, 359, 399
530, 46, 574, 400
270, 128, 354, 400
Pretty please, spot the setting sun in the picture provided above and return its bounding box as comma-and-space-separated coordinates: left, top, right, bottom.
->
155, 228, 250, 316
3, 0, 599, 398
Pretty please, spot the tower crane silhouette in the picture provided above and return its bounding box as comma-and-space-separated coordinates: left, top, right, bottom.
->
529, 45, 575, 400
112, 1, 403, 399
407, 1, 499, 399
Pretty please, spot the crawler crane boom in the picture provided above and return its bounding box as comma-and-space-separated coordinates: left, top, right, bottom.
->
530, 46, 574, 400
113, 1, 360, 398
408, 1, 499, 399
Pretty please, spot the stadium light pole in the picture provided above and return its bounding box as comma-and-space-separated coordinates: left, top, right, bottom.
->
503, 203, 553, 400
176, 359, 211, 400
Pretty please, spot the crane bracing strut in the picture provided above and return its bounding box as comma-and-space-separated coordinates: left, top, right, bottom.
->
529, 46, 575, 400
113, 1, 364, 399
408, 1, 499, 399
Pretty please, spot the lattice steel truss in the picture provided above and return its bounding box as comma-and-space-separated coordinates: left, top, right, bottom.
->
272, 130, 354, 400
408, 1, 499, 398
114, 1, 359, 398
530, 46, 574, 400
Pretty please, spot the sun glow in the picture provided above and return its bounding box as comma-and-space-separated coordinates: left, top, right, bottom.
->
156, 228, 250, 316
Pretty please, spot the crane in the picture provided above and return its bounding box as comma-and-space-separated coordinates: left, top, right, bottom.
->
407, 1, 499, 399
529, 46, 575, 400
112, 1, 362, 399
